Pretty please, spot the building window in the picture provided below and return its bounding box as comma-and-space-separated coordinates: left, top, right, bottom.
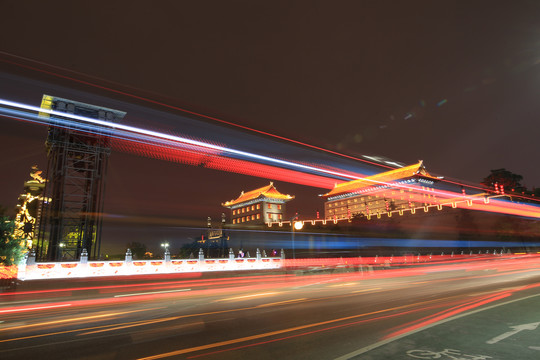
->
251, 215, 255, 220
232, 210, 236, 215
242, 208, 245, 213
251, 205, 255, 211
268, 214, 272, 220
246, 216, 250, 222
257, 214, 260, 219
256, 204, 260, 210
268, 204, 272, 209
233, 219, 236, 224
277, 204, 282, 210
278, 214, 282, 220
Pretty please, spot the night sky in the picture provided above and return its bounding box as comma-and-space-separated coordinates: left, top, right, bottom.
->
1, 1, 540, 253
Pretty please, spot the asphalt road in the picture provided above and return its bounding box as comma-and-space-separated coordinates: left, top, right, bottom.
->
2, 255, 540, 360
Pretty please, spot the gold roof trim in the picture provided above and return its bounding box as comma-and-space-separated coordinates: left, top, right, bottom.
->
323, 161, 436, 197
222, 182, 294, 207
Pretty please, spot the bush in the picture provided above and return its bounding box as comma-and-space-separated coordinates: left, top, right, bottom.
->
0, 217, 26, 266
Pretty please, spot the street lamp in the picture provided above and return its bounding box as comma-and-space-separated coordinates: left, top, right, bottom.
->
161, 242, 170, 262
291, 217, 303, 259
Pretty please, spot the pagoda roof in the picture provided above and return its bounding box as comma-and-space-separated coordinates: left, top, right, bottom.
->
322, 161, 437, 198
222, 182, 294, 208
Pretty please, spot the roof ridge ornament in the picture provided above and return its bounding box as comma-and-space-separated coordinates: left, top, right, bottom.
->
415, 160, 424, 175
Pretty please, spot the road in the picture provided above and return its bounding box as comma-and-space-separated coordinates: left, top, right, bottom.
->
1, 254, 540, 360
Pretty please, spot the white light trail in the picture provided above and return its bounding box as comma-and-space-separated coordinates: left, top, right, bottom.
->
0, 98, 361, 181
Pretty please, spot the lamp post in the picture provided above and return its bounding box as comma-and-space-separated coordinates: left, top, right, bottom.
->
161, 242, 170, 262
291, 216, 303, 259
58, 242, 65, 261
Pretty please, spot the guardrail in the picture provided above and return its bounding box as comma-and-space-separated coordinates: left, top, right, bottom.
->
17, 248, 284, 280
10, 248, 532, 281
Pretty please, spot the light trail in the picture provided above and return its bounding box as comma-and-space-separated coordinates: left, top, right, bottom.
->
0, 52, 396, 170
0, 303, 72, 314
1, 51, 527, 197
214, 292, 280, 302
114, 289, 191, 298
0, 309, 155, 332
137, 295, 467, 360
0, 99, 361, 182
1, 98, 539, 219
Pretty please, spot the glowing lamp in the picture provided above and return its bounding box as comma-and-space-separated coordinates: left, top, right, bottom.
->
293, 221, 303, 230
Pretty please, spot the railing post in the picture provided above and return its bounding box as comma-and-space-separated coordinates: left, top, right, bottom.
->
229, 248, 235, 261
80, 248, 88, 264
198, 248, 204, 261
27, 248, 36, 266
125, 248, 133, 263
256, 248, 261, 261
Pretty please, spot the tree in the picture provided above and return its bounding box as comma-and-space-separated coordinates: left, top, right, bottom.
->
0, 217, 26, 266
481, 168, 525, 193
126, 241, 147, 260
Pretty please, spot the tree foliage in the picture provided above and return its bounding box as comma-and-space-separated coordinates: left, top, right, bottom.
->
0, 217, 26, 266
481, 168, 525, 192
126, 241, 147, 260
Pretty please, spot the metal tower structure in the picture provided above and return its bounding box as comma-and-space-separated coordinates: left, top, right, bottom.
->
36, 95, 126, 261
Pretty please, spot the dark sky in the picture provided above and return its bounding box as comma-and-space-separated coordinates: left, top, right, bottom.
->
1, 1, 540, 252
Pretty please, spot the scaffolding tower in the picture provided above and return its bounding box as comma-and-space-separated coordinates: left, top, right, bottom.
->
36, 95, 126, 261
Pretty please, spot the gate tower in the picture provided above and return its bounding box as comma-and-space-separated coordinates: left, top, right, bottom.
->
36, 95, 126, 261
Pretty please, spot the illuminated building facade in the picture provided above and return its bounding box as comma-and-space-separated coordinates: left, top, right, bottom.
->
322, 161, 439, 220
14, 166, 48, 248
36, 95, 126, 261
222, 182, 294, 225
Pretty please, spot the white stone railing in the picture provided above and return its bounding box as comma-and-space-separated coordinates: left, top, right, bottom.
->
18, 248, 284, 280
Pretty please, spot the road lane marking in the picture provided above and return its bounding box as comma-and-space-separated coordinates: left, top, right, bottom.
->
333, 292, 540, 360
114, 289, 191, 297
486, 322, 540, 344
